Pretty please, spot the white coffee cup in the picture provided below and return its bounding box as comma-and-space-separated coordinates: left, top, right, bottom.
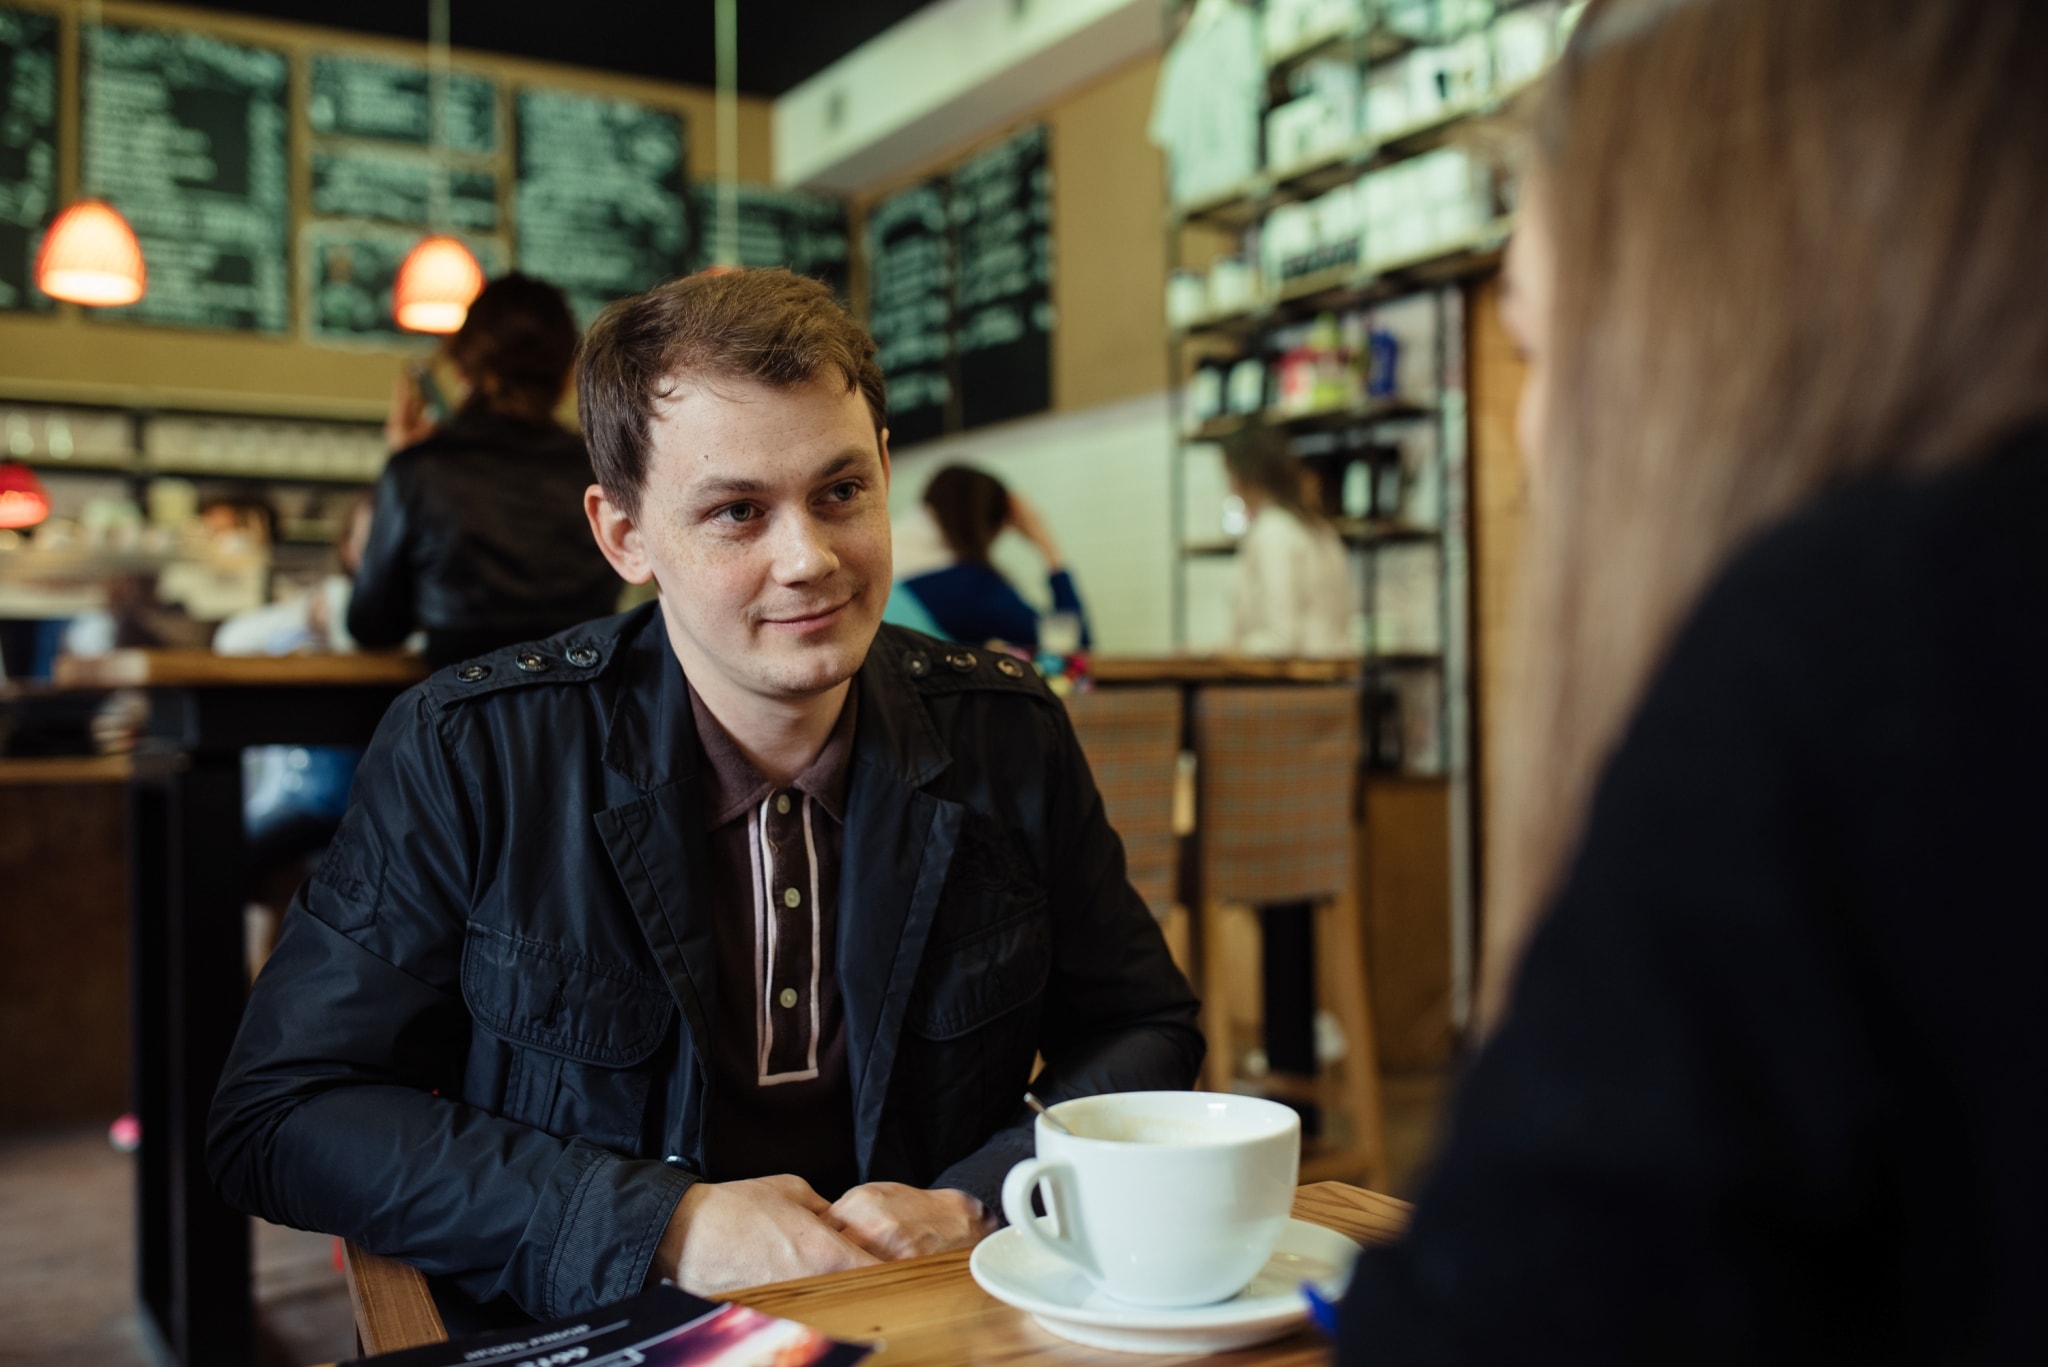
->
999, 1091, 1301, 1308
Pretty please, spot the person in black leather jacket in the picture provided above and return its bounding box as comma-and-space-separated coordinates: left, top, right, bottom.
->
209, 268, 1204, 1324
348, 273, 622, 667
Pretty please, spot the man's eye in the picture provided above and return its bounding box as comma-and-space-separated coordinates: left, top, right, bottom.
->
715, 503, 760, 524
827, 481, 862, 503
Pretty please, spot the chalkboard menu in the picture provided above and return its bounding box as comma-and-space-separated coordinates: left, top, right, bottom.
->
305, 225, 502, 341
0, 6, 56, 312
692, 184, 849, 299
83, 24, 290, 333
312, 151, 498, 231
309, 54, 495, 154
952, 124, 1051, 430
865, 181, 951, 447
516, 87, 688, 325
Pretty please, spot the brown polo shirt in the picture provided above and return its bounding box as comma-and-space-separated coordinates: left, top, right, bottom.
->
688, 684, 860, 1200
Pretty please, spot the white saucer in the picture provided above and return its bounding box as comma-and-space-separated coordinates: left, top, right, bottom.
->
969, 1216, 1359, 1354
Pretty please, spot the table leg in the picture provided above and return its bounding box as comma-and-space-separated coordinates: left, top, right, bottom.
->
165, 750, 254, 1367
129, 769, 173, 1342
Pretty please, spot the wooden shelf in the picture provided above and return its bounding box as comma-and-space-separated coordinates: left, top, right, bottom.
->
1186, 397, 1435, 443
1186, 520, 1441, 558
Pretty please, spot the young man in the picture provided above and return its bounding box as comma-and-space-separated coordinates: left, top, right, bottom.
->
208, 269, 1203, 1323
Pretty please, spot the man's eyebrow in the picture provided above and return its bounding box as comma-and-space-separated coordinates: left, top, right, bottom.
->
684, 449, 875, 503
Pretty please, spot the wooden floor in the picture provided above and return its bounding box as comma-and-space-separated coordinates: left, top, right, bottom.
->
0, 1072, 1450, 1365
0, 1126, 355, 1367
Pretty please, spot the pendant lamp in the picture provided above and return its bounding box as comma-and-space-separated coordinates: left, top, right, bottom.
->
393, 234, 484, 333
0, 462, 52, 530
394, 0, 483, 334
35, 198, 146, 307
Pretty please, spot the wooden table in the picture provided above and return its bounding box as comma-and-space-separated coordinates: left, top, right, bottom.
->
1089, 655, 1362, 687
55, 648, 427, 1367
343, 1182, 1408, 1365
732, 1182, 1404, 1365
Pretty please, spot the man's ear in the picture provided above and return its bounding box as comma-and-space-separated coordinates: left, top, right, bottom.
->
877, 427, 892, 491
585, 483, 655, 585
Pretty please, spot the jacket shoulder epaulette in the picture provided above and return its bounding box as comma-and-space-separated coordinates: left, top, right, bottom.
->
418, 633, 617, 709
879, 626, 1056, 704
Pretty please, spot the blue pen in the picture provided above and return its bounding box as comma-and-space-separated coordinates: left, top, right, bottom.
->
1302, 1282, 1340, 1338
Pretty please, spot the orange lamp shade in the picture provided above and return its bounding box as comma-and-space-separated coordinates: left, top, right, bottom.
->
393, 235, 485, 333
35, 199, 147, 307
0, 462, 51, 530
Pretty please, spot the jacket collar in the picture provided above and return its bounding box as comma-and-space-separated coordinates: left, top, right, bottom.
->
599, 607, 950, 795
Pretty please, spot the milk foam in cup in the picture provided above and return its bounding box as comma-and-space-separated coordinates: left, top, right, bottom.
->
999, 1091, 1301, 1308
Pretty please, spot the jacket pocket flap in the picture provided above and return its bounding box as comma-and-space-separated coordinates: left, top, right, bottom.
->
907, 912, 1053, 1042
462, 924, 671, 1066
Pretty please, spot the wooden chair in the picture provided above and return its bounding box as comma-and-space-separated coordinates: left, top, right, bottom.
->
1191, 684, 1387, 1188
342, 1240, 446, 1356
1063, 686, 1192, 978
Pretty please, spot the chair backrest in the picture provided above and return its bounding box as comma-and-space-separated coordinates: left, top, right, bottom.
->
1193, 684, 1361, 904
1063, 686, 1183, 919
343, 1240, 447, 1356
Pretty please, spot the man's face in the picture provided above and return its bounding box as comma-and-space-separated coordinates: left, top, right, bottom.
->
591, 373, 892, 710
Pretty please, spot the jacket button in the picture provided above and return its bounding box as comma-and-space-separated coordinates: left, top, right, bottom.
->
995, 657, 1026, 678
567, 645, 599, 668
946, 650, 977, 673
457, 664, 490, 682
905, 651, 930, 678
516, 651, 550, 673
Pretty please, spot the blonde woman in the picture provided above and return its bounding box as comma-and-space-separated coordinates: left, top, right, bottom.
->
1222, 424, 1353, 657
1338, 0, 2048, 1359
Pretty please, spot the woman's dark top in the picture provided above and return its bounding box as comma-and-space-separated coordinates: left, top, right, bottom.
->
1339, 427, 2048, 1364
349, 412, 620, 668
898, 563, 1090, 650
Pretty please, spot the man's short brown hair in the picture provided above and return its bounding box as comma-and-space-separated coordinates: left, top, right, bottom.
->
577, 268, 888, 516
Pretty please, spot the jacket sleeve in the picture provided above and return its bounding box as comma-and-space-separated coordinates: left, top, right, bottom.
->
1046, 568, 1092, 649
346, 461, 420, 648
931, 699, 1206, 1209
206, 690, 694, 1318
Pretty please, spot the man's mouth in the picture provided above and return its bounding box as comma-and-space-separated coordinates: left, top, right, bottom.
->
761, 598, 853, 631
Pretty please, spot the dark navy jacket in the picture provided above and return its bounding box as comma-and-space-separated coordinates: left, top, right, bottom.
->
208, 606, 1202, 1319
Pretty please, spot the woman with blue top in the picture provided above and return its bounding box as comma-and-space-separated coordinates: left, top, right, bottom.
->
887, 465, 1090, 650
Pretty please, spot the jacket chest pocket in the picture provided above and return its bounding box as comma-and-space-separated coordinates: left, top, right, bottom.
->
896, 903, 1053, 1171
462, 924, 673, 1154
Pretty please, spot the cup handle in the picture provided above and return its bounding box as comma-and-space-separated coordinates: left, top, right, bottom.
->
1001, 1157, 1097, 1278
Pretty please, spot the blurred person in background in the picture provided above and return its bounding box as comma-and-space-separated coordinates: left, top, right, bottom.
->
1338, 1, 2048, 1361
886, 464, 1091, 651
215, 492, 378, 973
1222, 425, 1352, 657
350, 273, 621, 667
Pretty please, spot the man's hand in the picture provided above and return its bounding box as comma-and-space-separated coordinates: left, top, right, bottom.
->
652, 1174, 879, 1296
828, 1182, 998, 1261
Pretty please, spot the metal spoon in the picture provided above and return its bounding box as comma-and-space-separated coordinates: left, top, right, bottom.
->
1023, 1091, 1074, 1135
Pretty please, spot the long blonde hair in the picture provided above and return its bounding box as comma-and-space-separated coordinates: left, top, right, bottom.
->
1488, 0, 2048, 1012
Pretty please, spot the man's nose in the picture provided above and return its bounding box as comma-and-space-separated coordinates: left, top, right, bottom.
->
769, 510, 840, 585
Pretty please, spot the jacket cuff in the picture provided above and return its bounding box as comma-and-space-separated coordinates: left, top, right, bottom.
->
931, 1121, 1036, 1223
513, 1142, 698, 1317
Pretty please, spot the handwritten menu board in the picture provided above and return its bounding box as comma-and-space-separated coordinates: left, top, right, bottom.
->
82, 24, 290, 333
864, 180, 952, 447
516, 87, 689, 325
308, 54, 496, 153
311, 151, 498, 231
952, 124, 1051, 430
693, 184, 849, 299
0, 6, 56, 312
304, 224, 501, 341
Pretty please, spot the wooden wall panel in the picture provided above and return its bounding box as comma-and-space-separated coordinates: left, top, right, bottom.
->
1048, 55, 1169, 411
0, 770, 130, 1128
1361, 777, 1454, 1072
1466, 273, 1529, 971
